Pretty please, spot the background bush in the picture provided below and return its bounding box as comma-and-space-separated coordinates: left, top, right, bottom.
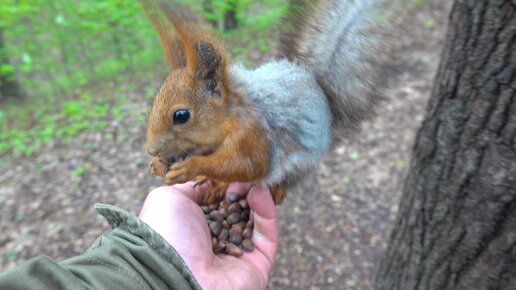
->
0, 0, 288, 156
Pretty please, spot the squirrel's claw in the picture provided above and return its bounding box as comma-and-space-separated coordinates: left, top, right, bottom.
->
165, 160, 195, 185
193, 176, 229, 205
194, 175, 210, 187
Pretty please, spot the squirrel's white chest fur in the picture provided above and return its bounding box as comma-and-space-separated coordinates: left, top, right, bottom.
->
229, 59, 332, 186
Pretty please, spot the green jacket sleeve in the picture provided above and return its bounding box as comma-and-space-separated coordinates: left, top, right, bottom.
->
0, 204, 203, 290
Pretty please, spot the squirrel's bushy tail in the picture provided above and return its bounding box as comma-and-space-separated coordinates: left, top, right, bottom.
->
281, 0, 395, 137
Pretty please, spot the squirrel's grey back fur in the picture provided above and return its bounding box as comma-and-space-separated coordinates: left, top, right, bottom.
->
282, 0, 392, 137
229, 60, 331, 186
230, 0, 394, 188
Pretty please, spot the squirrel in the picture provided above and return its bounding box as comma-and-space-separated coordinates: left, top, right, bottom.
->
142, 0, 393, 205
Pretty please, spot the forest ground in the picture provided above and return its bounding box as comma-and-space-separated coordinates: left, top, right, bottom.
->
0, 1, 450, 289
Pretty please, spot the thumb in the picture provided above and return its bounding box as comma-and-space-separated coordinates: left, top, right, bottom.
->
248, 185, 278, 222
246, 185, 278, 274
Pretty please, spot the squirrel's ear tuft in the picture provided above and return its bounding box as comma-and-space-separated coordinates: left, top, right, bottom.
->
141, 0, 204, 70
194, 39, 224, 82
141, 0, 227, 88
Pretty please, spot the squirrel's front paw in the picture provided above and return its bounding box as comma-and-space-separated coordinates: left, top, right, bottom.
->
165, 159, 198, 185
202, 181, 229, 204
149, 157, 167, 178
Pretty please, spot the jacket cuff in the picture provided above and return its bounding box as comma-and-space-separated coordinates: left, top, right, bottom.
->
94, 203, 202, 289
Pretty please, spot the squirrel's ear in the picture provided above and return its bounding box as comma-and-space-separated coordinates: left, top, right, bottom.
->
141, 0, 226, 85
192, 39, 225, 83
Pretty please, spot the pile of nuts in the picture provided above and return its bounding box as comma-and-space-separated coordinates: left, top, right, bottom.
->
202, 192, 255, 256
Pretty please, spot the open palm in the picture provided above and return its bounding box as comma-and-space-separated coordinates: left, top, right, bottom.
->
139, 182, 278, 290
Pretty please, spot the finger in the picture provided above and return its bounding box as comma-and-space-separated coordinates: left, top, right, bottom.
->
225, 182, 252, 198
173, 181, 210, 204
245, 185, 278, 278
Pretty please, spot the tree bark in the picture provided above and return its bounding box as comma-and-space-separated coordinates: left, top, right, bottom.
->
376, 0, 516, 289
0, 27, 23, 100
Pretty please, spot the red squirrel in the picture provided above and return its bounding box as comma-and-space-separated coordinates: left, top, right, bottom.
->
142, 0, 393, 204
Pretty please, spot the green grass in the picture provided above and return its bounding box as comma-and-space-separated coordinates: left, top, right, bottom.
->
73, 166, 86, 177
0, 91, 133, 157
423, 17, 435, 27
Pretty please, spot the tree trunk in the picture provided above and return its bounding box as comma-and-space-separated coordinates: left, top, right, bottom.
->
202, 0, 218, 28
202, 0, 238, 32
223, 9, 237, 32
0, 27, 23, 100
375, 0, 516, 289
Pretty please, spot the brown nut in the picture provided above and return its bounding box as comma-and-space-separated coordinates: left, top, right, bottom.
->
241, 239, 255, 252
201, 206, 210, 214
240, 209, 250, 221
219, 207, 230, 218
245, 219, 253, 229
226, 243, 243, 257
209, 221, 222, 236
220, 200, 231, 208
234, 221, 246, 229
242, 228, 252, 239
238, 199, 248, 209
213, 240, 228, 253
229, 224, 243, 236
227, 213, 241, 225
209, 211, 224, 222
218, 228, 229, 241
228, 203, 242, 214
226, 192, 241, 202
229, 234, 242, 245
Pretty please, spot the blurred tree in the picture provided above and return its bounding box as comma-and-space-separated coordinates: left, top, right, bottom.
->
202, 0, 218, 27
223, 5, 237, 32
0, 27, 23, 100
201, 0, 239, 32
376, 0, 515, 289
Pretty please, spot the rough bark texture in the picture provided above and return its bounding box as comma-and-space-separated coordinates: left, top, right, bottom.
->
375, 0, 516, 289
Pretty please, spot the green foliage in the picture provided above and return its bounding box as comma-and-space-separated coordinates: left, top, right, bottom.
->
1, 0, 287, 99
181, 0, 288, 34
0, 93, 128, 156
0, 0, 289, 157
1, 0, 163, 99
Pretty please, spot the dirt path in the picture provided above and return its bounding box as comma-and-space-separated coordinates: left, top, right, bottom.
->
0, 1, 450, 289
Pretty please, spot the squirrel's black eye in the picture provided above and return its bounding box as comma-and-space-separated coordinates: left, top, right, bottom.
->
173, 109, 190, 125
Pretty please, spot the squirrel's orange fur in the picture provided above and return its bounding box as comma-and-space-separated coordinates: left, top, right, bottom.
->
144, 3, 277, 204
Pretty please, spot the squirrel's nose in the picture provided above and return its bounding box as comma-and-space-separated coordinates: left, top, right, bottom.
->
147, 148, 159, 157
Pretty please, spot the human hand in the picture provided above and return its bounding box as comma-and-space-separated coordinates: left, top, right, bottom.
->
139, 182, 279, 290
